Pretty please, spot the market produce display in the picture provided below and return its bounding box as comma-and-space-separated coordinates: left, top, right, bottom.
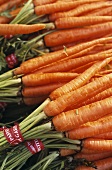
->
0, 0, 112, 169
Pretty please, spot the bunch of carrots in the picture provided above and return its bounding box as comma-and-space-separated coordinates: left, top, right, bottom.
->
0, 0, 112, 169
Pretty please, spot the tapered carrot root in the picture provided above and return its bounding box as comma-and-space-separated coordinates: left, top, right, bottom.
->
86, 6, 112, 16
34, 0, 101, 15
67, 113, 112, 139
13, 36, 112, 75
0, 23, 46, 36
44, 22, 112, 47
83, 138, 112, 151
75, 157, 112, 170
22, 72, 79, 87
36, 49, 112, 74
74, 152, 112, 162
50, 57, 112, 100
22, 82, 66, 97
52, 97, 112, 131
49, 1, 112, 21
55, 16, 112, 29
76, 87, 112, 108
94, 131, 112, 140
33, 0, 57, 6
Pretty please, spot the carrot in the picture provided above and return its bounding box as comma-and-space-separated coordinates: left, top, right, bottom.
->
52, 96, 112, 132
44, 22, 112, 47
22, 95, 48, 106
0, 0, 25, 13
13, 36, 112, 76
49, 1, 112, 21
50, 57, 112, 100
76, 87, 112, 108
22, 72, 79, 87
94, 131, 112, 140
36, 49, 112, 74
74, 152, 112, 162
0, 23, 46, 36
59, 148, 76, 156
86, 6, 112, 16
80, 147, 111, 154
33, 0, 57, 6
70, 62, 96, 73
83, 138, 112, 151
44, 73, 112, 117
67, 113, 112, 139
0, 0, 8, 6
75, 157, 112, 170
0, 16, 12, 24
22, 82, 69, 97
55, 16, 112, 29
9, 6, 23, 17
34, 0, 102, 15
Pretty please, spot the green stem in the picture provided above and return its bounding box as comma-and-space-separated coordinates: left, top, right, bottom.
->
0, 78, 21, 88
0, 69, 14, 81
21, 98, 50, 123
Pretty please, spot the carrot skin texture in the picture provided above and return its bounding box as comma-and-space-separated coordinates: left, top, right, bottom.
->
45, 73, 112, 117
52, 97, 112, 131
36, 49, 112, 74
13, 36, 112, 75
55, 16, 112, 29
83, 138, 112, 151
74, 152, 112, 162
34, 0, 102, 15
22, 82, 66, 97
22, 72, 79, 87
44, 22, 112, 47
50, 57, 112, 100
94, 131, 112, 140
33, 0, 57, 6
67, 114, 112, 139
49, 1, 112, 21
60, 148, 76, 156
0, 24, 46, 36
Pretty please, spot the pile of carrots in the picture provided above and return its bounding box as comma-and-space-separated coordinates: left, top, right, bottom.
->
0, 0, 112, 169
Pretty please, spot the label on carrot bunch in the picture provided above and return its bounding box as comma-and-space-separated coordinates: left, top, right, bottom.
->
3, 124, 24, 146
25, 139, 44, 155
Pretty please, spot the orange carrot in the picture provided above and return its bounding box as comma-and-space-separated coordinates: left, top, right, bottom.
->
0, 0, 8, 6
44, 22, 112, 47
0, 23, 46, 36
76, 87, 112, 108
55, 16, 112, 29
22, 72, 79, 87
86, 6, 112, 16
49, 1, 112, 21
33, 0, 57, 6
9, 6, 23, 17
52, 97, 112, 132
80, 147, 111, 154
94, 131, 112, 140
59, 148, 76, 156
82, 138, 112, 151
34, 0, 101, 15
0, 16, 12, 24
0, 0, 25, 13
50, 57, 112, 100
74, 151, 112, 162
36, 49, 112, 74
67, 113, 112, 139
13, 36, 112, 75
22, 95, 48, 106
22, 82, 67, 97
75, 157, 112, 170
44, 73, 112, 117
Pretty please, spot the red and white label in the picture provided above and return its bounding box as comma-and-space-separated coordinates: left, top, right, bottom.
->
25, 139, 44, 155
3, 124, 24, 146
